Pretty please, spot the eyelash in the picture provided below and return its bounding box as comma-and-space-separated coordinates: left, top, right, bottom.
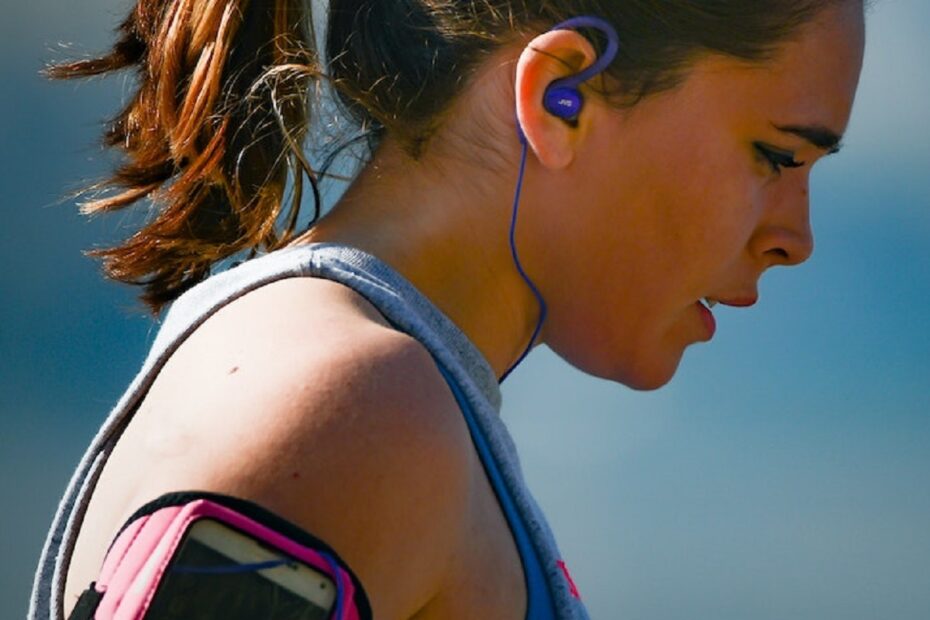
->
754, 143, 805, 176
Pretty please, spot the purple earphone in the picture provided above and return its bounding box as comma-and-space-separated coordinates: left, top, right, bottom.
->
541, 16, 620, 124
501, 16, 619, 382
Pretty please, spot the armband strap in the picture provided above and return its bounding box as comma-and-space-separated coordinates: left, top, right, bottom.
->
68, 491, 372, 620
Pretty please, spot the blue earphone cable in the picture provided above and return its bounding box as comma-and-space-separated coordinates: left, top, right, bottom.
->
499, 138, 548, 383
497, 16, 617, 382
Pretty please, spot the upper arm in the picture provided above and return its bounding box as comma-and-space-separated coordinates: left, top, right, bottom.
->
144, 281, 475, 619
232, 339, 472, 619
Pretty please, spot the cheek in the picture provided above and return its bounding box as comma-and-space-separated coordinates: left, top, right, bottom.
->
653, 147, 758, 271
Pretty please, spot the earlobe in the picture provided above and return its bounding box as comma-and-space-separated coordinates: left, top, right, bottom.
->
515, 29, 599, 170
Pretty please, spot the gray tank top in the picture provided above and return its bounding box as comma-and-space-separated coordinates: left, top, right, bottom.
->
29, 243, 589, 620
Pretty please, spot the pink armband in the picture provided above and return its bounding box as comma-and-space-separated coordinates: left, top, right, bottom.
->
68, 491, 371, 620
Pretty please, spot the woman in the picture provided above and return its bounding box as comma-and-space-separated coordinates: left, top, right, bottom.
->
31, 0, 866, 618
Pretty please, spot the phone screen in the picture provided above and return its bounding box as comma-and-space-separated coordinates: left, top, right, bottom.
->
145, 518, 336, 619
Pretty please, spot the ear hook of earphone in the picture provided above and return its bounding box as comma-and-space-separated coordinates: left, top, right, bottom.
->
542, 16, 620, 123
501, 16, 619, 382
516, 16, 620, 145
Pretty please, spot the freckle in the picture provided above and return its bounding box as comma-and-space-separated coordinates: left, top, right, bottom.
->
227, 366, 239, 375
291, 471, 300, 480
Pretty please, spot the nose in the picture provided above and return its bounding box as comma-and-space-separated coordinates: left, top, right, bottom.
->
750, 178, 815, 268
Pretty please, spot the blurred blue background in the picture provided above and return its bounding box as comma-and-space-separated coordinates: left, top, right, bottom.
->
2, 1, 928, 618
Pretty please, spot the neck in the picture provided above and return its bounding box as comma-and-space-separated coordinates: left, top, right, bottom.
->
296, 137, 542, 380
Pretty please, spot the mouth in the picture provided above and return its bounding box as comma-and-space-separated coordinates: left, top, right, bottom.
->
694, 294, 759, 341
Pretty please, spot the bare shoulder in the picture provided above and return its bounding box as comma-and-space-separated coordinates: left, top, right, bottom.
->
138, 276, 476, 618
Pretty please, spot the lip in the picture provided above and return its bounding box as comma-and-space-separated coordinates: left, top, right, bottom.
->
716, 297, 758, 308
695, 301, 716, 340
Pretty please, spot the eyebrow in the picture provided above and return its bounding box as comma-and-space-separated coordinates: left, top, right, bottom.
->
771, 122, 844, 154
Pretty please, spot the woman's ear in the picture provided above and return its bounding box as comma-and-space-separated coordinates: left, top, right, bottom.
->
515, 29, 599, 170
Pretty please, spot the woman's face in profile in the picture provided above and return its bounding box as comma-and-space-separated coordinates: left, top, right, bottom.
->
535, 2, 866, 389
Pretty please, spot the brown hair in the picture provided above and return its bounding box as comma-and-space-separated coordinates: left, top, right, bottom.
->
50, 0, 860, 314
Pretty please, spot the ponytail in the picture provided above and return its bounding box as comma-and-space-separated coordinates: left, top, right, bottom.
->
48, 0, 319, 314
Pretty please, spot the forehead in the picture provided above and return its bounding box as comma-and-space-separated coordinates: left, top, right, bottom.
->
687, 3, 865, 135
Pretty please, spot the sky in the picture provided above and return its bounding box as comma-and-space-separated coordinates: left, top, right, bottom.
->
2, 1, 928, 618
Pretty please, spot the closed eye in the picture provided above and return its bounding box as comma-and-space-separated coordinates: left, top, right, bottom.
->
753, 142, 805, 176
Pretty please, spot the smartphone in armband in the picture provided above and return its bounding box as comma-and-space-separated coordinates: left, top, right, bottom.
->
68, 492, 372, 620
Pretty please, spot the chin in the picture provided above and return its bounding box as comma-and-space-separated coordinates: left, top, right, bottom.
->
552, 340, 684, 391
619, 369, 676, 391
